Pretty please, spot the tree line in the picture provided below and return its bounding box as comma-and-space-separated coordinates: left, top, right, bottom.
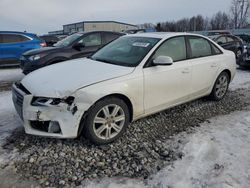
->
139, 0, 249, 32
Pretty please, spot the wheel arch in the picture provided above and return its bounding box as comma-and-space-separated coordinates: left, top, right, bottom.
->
221, 69, 231, 82
77, 93, 134, 136
95, 93, 134, 122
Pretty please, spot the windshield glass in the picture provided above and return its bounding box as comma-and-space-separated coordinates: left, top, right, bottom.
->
91, 36, 160, 67
54, 33, 82, 47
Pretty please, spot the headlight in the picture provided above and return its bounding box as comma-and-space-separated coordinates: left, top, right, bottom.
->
28, 54, 45, 61
31, 96, 75, 106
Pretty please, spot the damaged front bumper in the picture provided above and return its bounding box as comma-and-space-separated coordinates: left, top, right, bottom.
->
12, 83, 86, 138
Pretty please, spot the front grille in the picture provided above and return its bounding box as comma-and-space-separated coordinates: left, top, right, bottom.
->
13, 88, 24, 107
12, 83, 30, 120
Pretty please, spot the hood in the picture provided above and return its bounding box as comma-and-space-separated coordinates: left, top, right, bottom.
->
21, 58, 135, 98
23, 47, 61, 56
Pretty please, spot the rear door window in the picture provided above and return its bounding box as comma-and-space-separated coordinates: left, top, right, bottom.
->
103, 33, 122, 44
227, 36, 234, 43
188, 36, 212, 58
217, 36, 227, 44
1, 34, 30, 43
78, 33, 102, 47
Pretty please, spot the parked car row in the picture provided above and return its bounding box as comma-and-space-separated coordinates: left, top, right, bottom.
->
207, 31, 250, 68
12, 32, 236, 144
20, 31, 125, 74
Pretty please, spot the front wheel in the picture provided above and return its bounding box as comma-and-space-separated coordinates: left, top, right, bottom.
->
83, 97, 130, 145
209, 72, 230, 101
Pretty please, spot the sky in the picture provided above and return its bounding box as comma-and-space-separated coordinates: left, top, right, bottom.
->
0, 0, 232, 34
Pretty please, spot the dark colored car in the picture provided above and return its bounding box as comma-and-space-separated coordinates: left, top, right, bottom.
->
123, 29, 146, 34
235, 34, 250, 44
20, 31, 125, 74
39, 35, 60, 47
206, 30, 231, 36
209, 34, 244, 60
0, 31, 46, 67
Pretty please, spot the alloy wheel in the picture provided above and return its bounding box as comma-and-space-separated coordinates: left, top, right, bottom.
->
215, 74, 228, 99
93, 104, 125, 140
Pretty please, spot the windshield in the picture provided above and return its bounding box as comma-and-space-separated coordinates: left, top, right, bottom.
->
91, 36, 160, 67
54, 33, 82, 47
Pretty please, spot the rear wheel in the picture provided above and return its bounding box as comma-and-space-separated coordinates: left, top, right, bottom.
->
83, 97, 130, 145
209, 72, 229, 101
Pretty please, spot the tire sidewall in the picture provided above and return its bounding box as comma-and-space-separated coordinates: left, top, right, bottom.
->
211, 72, 229, 101
84, 97, 130, 145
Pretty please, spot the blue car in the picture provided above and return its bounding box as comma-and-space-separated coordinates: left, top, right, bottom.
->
0, 31, 46, 67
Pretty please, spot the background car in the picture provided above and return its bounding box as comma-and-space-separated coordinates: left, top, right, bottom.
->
206, 30, 231, 36
0, 31, 46, 67
13, 33, 236, 144
20, 31, 125, 74
209, 34, 244, 60
39, 35, 60, 47
235, 34, 250, 44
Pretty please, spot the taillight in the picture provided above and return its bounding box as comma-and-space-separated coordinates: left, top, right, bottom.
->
40, 42, 47, 47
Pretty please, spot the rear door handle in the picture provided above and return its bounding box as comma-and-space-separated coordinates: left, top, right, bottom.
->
211, 64, 217, 68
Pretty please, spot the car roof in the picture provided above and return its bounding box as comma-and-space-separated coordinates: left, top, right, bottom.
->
74, 31, 125, 35
128, 32, 206, 39
0, 31, 36, 35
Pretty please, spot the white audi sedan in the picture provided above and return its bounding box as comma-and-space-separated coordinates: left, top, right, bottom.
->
12, 33, 236, 144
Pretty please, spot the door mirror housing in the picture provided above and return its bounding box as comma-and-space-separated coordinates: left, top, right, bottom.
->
153, 56, 173, 66
73, 43, 85, 50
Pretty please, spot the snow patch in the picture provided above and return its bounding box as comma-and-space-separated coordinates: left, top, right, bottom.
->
83, 110, 250, 188
230, 68, 250, 91
0, 68, 24, 83
0, 91, 22, 165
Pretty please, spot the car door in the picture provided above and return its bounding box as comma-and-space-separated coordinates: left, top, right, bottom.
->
187, 36, 221, 98
0, 34, 31, 60
71, 32, 102, 59
143, 36, 192, 114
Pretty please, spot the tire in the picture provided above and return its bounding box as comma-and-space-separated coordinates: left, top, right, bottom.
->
83, 97, 130, 145
209, 72, 230, 101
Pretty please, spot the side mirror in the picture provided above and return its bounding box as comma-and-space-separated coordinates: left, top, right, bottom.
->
217, 41, 223, 45
153, 56, 173, 66
73, 43, 85, 50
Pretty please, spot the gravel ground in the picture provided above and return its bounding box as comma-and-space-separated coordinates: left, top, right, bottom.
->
1, 85, 250, 187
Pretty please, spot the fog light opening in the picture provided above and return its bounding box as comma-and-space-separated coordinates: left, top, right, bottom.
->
48, 121, 61, 133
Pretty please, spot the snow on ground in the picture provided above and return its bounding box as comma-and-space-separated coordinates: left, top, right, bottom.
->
0, 91, 22, 165
0, 68, 249, 187
0, 68, 24, 83
230, 68, 250, 91
82, 110, 250, 188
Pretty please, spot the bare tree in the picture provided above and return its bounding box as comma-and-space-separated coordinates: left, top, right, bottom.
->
210, 11, 230, 30
176, 18, 190, 32
230, 0, 250, 29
